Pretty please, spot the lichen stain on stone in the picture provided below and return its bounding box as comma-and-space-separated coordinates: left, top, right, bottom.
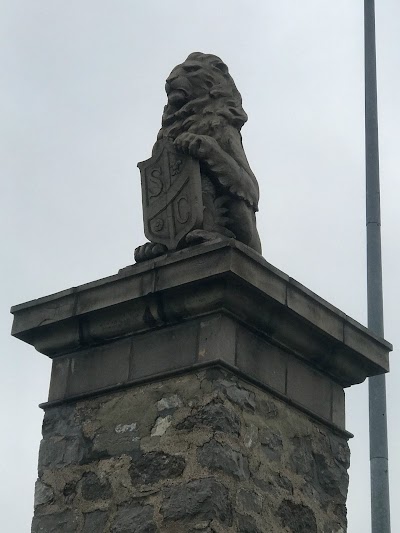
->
243, 423, 258, 448
115, 422, 137, 434
157, 394, 182, 411
151, 415, 172, 437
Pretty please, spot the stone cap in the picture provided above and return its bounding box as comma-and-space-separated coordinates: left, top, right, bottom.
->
11, 240, 392, 387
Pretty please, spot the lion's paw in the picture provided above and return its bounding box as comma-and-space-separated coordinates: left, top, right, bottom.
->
134, 242, 167, 263
174, 133, 219, 160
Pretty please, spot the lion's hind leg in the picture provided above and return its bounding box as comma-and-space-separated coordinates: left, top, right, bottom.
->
185, 181, 236, 245
226, 199, 262, 254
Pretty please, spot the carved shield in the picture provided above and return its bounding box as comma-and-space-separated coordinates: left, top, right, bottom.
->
138, 139, 203, 250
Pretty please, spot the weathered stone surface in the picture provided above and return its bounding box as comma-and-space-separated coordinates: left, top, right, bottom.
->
236, 325, 287, 395
31, 368, 350, 532
237, 513, 263, 533
161, 478, 232, 525
273, 472, 294, 494
333, 503, 347, 524
216, 380, 256, 411
129, 322, 198, 381
32, 510, 78, 533
330, 436, 351, 469
81, 471, 112, 501
278, 499, 318, 533
236, 488, 263, 514
111, 503, 157, 533
82, 510, 109, 533
259, 427, 283, 461
157, 394, 183, 413
188, 521, 218, 532
151, 415, 172, 436
63, 480, 77, 504
260, 397, 279, 419
34, 480, 54, 507
12, 242, 390, 399
198, 314, 237, 366
42, 404, 79, 438
38, 436, 85, 473
242, 423, 258, 449
288, 435, 349, 504
287, 357, 332, 420
323, 521, 347, 533
197, 439, 249, 480
176, 401, 240, 435
130, 451, 186, 485
314, 452, 348, 500
332, 382, 346, 428
66, 339, 131, 399
253, 471, 293, 496
289, 435, 314, 479
89, 416, 141, 459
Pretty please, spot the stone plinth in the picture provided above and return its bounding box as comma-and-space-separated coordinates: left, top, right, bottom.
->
11, 241, 391, 532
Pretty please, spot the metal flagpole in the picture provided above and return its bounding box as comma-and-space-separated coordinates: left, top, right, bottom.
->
364, 0, 391, 531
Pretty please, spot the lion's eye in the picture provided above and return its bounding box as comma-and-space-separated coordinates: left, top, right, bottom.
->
184, 65, 200, 73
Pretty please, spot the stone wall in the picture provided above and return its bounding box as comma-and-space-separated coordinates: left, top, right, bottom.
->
33, 367, 349, 533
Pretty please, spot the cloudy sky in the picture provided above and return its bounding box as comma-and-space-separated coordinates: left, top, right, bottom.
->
1, 1, 399, 531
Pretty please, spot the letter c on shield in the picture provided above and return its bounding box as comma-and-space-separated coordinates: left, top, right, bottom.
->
176, 196, 190, 223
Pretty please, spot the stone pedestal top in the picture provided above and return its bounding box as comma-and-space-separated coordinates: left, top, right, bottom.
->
11, 240, 391, 391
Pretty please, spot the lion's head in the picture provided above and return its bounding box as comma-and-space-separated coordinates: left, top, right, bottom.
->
158, 52, 248, 142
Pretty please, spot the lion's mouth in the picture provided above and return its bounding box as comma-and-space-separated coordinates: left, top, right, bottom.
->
167, 89, 189, 107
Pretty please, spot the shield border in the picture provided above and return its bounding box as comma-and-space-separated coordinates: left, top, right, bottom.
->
138, 140, 203, 250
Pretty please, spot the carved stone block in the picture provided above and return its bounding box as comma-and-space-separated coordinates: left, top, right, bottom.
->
138, 139, 203, 250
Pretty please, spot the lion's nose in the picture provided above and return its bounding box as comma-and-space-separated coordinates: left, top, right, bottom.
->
166, 73, 179, 84
165, 75, 180, 94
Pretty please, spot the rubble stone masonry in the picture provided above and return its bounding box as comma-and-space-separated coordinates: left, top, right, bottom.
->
33, 368, 349, 533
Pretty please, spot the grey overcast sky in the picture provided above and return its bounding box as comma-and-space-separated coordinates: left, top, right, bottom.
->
1, 1, 399, 531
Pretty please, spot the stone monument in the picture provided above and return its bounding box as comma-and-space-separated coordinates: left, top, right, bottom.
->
11, 53, 392, 532
135, 52, 261, 262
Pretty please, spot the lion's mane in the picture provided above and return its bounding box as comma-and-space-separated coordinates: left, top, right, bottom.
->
159, 52, 247, 137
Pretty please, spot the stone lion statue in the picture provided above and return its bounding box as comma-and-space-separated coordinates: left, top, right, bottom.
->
135, 52, 261, 262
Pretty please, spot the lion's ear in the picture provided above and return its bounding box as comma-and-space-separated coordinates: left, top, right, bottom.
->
213, 61, 229, 75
